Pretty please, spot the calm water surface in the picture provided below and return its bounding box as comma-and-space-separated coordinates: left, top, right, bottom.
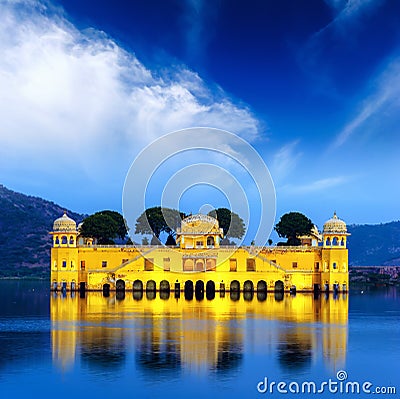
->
0, 280, 399, 398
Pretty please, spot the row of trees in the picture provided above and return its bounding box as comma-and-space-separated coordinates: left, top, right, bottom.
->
79, 207, 313, 246
79, 207, 246, 245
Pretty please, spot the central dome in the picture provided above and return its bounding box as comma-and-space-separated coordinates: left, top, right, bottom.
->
179, 214, 222, 234
323, 212, 347, 234
53, 212, 77, 232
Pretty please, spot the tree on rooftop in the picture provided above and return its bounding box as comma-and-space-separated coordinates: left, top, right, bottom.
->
208, 208, 245, 239
80, 213, 119, 245
135, 207, 185, 241
274, 212, 313, 246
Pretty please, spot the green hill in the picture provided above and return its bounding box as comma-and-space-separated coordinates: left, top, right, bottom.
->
347, 222, 400, 266
0, 185, 85, 278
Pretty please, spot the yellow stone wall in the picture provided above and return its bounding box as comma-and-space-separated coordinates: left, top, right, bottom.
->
51, 243, 348, 292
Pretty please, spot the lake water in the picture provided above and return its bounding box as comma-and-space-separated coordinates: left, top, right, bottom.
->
0, 280, 399, 398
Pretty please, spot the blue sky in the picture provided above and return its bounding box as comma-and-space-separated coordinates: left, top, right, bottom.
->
1, 0, 400, 235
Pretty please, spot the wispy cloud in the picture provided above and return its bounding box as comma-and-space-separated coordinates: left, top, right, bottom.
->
182, 0, 220, 63
0, 0, 260, 185
298, 0, 384, 96
333, 58, 400, 147
270, 140, 302, 182
281, 176, 348, 194
319, 0, 382, 36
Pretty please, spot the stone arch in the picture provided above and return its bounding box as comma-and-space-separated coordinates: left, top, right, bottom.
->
206, 258, 216, 271
230, 280, 240, 292
274, 280, 284, 292
195, 280, 204, 292
61, 236, 68, 245
195, 260, 204, 271
184, 280, 194, 300
257, 280, 267, 292
207, 236, 215, 247
116, 279, 125, 291
69, 236, 74, 245
184, 280, 194, 292
332, 237, 338, 245
195, 280, 204, 300
206, 280, 215, 292
160, 280, 170, 292
183, 259, 194, 271
243, 280, 254, 292
206, 280, 215, 300
146, 280, 156, 292
133, 279, 143, 292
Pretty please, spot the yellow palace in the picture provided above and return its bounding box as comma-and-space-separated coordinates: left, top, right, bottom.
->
50, 212, 349, 293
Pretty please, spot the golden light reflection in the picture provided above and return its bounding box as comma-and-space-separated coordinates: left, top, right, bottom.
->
51, 292, 348, 373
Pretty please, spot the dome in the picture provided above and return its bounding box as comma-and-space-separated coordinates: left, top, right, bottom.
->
179, 214, 223, 234
323, 212, 347, 234
53, 212, 77, 232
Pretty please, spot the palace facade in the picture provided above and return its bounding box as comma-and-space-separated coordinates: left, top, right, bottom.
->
50, 212, 349, 293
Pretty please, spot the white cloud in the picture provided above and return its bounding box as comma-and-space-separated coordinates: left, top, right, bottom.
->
0, 0, 260, 184
182, 0, 219, 62
320, 0, 382, 34
333, 58, 400, 147
281, 176, 348, 194
270, 140, 302, 182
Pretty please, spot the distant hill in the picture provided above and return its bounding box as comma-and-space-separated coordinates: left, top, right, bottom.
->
347, 222, 400, 266
0, 185, 85, 277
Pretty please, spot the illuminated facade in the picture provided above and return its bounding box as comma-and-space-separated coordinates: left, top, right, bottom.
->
50, 212, 349, 293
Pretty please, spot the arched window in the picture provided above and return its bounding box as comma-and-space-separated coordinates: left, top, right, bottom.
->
207, 236, 215, 247
326, 237, 331, 246
333, 262, 337, 269
332, 237, 338, 245
55, 237, 60, 245
69, 236, 74, 245
61, 236, 68, 244
341, 238, 345, 246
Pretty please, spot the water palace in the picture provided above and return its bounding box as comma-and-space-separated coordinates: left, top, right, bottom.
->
50, 212, 349, 293
50, 212, 351, 294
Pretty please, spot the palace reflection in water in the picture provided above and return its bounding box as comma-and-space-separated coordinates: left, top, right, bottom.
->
50, 291, 348, 376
